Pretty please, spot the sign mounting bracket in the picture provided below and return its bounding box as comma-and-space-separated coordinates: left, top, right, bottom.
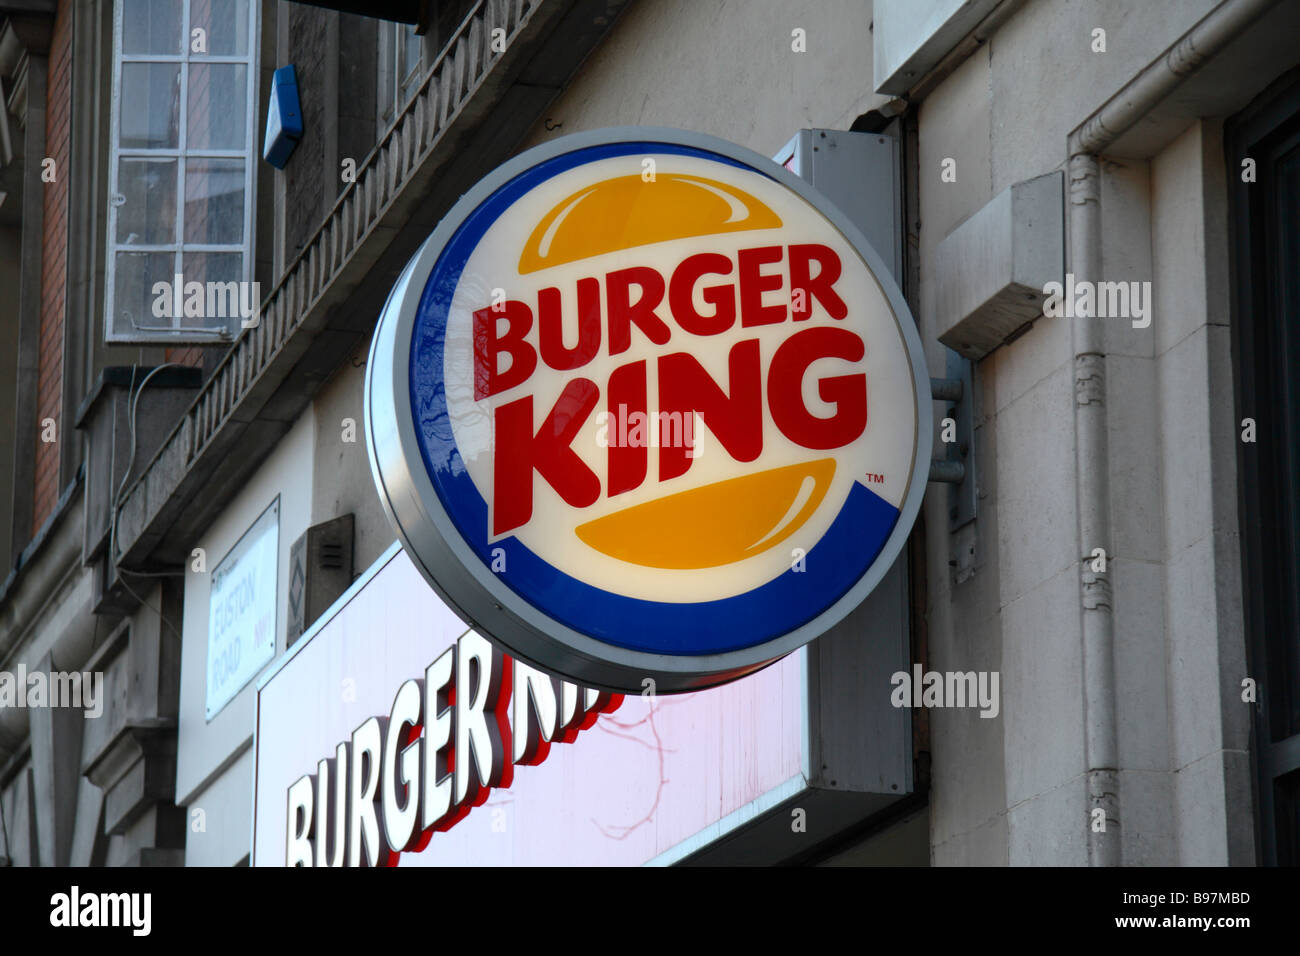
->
927, 347, 976, 533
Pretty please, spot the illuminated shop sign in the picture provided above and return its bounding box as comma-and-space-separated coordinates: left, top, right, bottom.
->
365, 128, 930, 692
286, 630, 619, 867
256, 545, 840, 868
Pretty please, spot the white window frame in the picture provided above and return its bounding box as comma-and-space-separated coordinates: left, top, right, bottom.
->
105, 0, 261, 344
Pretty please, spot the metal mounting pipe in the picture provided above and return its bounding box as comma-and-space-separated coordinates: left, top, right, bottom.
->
930, 377, 963, 403
1064, 0, 1277, 867
928, 460, 966, 484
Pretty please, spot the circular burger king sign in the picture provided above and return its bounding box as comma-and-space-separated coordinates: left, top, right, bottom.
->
366, 128, 931, 693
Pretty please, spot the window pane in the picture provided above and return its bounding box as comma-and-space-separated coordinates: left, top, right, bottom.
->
120, 62, 181, 148
121, 0, 183, 55
400, 27, 421, 76
187, 63, 247, 150
116, 157, 178, 245
399, 27, 422, 103
181, 251, 246, 330
182, 250, 242, 284
378, 34, 395, 127
399, 66, 421, 106
191, 0, 250, 56
112, 251, 177, 335
185, 158, 245, 245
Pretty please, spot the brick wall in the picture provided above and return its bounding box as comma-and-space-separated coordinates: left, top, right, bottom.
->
285, 4, 328, 261
164, 346, 204, 367
31, 0, 72, 534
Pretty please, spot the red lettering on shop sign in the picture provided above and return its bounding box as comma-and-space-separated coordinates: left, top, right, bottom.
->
474, 300, 536, 401
607, 361, 648, 497
471, 244, 851, 397
493, 379, 601, 535
607, 266, 673, 356
538, 278, 602, 370
767, 327, 866, 448
788, 244, 847, 321
475, 243, 869, 537
669, 253, 736, 335
657, 340, 763, 481
738, 245, 787, 327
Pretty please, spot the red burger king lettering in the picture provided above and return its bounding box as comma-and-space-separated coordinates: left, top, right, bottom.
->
473, 243, 864, 536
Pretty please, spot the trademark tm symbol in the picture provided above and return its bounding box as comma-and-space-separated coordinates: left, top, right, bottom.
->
865, 472, 885, 484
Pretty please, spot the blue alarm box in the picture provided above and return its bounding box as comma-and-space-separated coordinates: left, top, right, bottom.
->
263, 65, 303, 169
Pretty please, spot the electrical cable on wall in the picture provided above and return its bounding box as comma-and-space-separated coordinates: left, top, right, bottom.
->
108, 364, 185, 641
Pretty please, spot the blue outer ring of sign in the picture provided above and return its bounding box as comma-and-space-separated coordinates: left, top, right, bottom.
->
408, 141, 901, 656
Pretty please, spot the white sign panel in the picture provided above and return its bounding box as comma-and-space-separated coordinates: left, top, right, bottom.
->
206, 498, 279, 719
253, 544, 809, 866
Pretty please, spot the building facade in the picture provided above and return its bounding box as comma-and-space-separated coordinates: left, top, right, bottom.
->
1, 0, 1298, 866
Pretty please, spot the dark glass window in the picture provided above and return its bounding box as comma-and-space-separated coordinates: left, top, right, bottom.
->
1226, 66, 1300, 866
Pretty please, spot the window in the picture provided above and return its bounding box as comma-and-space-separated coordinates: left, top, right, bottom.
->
1227, 67, 1300, 866
377, 22, 424, 134
106, 0, 260, 343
